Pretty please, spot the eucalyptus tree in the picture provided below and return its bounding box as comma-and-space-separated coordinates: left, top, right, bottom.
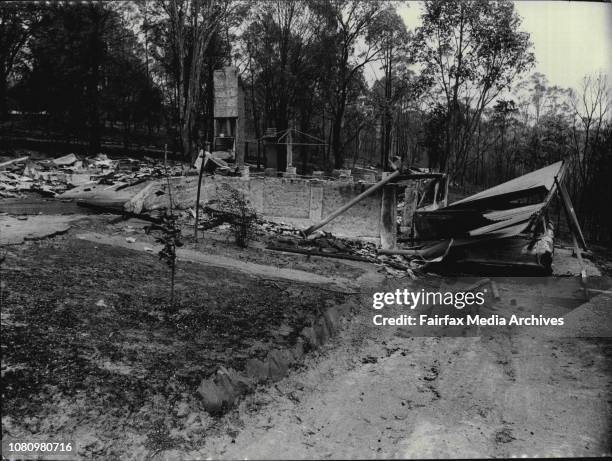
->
413, 0, 534, 175
310, 0, 387, 168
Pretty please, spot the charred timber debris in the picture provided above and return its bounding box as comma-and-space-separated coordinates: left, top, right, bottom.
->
1, 152, 587, 278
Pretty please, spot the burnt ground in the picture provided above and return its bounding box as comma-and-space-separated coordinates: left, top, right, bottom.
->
1, 215, 363, 458
1, 208, 612, 459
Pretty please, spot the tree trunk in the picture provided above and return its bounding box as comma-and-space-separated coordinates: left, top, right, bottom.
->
0, 71, 7, 121
206, 33, 216, 147
331, 110, 344, 169
87, 7, 103, 153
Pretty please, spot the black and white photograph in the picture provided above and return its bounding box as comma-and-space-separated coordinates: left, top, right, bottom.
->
1, 0, 611, 459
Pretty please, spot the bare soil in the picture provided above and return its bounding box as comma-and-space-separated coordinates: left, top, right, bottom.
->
2, 211, 611, 460
187, 282, 612, 459
1, 217, 359, 458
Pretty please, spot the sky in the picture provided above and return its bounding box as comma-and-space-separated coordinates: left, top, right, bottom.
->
394, 0, 612, 92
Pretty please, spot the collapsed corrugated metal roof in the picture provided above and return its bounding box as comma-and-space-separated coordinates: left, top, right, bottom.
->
411, 161, 578, 273
415, 161, 565, 241
446, 161, 564, 209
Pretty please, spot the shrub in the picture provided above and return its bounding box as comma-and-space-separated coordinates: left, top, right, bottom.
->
206, 184, 258, 248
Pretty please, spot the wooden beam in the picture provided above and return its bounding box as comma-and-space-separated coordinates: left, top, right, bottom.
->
377, 239, 454, 261
302, 170, 401, 236
587, 288, 612, 296
556, 177, 587, 249
0, 156, 29, 169
267, 245, 372, 262
571, 232, 588, 300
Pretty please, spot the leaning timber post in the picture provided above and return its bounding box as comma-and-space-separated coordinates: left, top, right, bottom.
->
302, 170, 401, 236
194, 142, 209, 243
555, 175, 588, 298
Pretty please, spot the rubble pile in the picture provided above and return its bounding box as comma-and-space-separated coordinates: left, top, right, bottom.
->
0, 152, 186, 199
258, 220, 421, 278
181, 210, 417, 277
0, 170, 35, 197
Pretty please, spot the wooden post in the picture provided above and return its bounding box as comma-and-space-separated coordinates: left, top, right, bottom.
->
556, 178, 587, 249
380, 184, 397, 249
442, 175, 449, 207
286, 125, 293, 169
401, 185, 412, 234
571, 232, 589, 300
194, 142, 209, 243
555, 177, 588, 299
432, 181, 440, 209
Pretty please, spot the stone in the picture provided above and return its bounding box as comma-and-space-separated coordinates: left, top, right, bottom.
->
197, 367, 254, 414
267, 350, 289, 381
53, 153, 78, 166
174, 401, 190, 417
323, 307, 340, 334
300, 326, 317, 348
291, 339, 304, 361
279, 348, 295, 366
219, 366, 253, 394
197, 379, 230, 414
337, 303, 351, 316
314, 317, 330, 346
245, 358, 269, 382
215, 372, 236, 399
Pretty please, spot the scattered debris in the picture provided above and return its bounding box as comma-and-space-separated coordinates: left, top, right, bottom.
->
0, 152, 187, 199
0, 153, 592, 280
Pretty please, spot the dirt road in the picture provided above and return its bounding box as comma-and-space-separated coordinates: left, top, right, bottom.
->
187, 288, 611, 460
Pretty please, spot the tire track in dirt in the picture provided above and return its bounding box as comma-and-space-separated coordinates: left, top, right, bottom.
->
180, 301, 611, 460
